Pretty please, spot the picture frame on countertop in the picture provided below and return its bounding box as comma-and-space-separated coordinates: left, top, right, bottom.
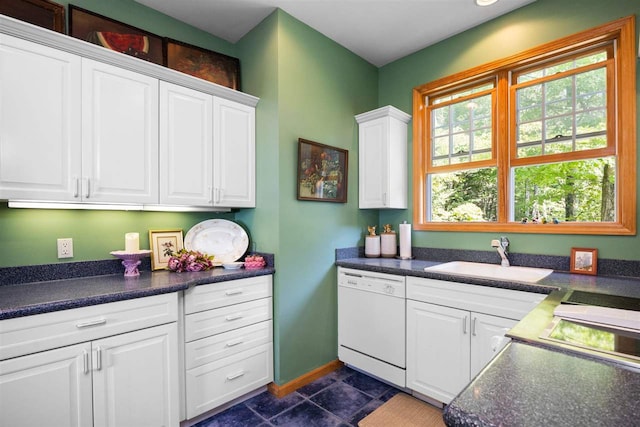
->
0, 0, 65, 33
149, 229, 183, 270
297, 138, 348, 203
164, 38, 240, 90
570, 247, 598, 275
68, 5, 165, 65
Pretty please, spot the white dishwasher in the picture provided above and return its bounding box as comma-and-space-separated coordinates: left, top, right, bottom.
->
338, 267, 406, 387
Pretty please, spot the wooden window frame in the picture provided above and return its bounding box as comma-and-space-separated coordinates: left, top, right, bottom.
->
412, 16, 636, 235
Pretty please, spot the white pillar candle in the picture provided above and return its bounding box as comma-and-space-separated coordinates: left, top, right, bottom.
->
399, 222, 412, 259
125, 232, 139, 252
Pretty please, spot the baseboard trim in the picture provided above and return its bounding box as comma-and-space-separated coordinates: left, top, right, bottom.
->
267, 359, 343, 398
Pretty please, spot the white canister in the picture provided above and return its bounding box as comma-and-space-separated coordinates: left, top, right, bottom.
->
380, 233, 397, 258
365, 235, 381, 258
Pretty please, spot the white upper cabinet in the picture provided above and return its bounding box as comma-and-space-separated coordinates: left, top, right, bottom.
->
356, 106, 411, 209
159, 85, 256, 208
159, 82, 213, 206
82, 59, 159, 204
213, 97, 256, 208
0, 15, 258, 209
0, 34, 81, 201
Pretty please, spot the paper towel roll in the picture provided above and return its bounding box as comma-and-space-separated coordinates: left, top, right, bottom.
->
399, 223, 412, 259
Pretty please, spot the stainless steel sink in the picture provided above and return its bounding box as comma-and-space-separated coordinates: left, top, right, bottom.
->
424, 261, 553, 283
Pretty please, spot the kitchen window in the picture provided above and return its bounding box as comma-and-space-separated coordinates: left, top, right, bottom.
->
412, 16, 636, 235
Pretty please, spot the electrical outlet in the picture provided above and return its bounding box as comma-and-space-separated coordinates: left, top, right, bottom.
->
57, 238, 73, 258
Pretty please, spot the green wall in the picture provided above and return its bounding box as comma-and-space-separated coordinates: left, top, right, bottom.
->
237, 10, 379, 383
378, 0, 640, 261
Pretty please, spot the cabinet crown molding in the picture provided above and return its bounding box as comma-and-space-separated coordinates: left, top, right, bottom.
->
0, 14, 258, 107
355, 105, 411, 124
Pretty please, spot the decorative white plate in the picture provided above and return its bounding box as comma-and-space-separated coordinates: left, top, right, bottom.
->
184, 219, 249, 263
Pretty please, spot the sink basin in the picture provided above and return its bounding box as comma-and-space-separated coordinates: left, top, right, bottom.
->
424, 261, 553, 283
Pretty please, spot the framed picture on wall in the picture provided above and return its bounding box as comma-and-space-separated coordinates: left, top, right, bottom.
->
69, 5, 165, 65
149, 229, 183, 270
165, 38, 241, 90
570, 247, 598, 275
297, 138, 348, 203
0, 0, 65, 33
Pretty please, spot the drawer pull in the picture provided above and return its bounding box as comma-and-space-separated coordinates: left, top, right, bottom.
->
225, 339, 244, 347
226, 370, 245, 381
225, 289, 244, 296
225, 313, 243, 321
76, 318, 107, 328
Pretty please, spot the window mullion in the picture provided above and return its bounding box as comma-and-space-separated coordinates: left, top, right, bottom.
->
496, 71, 510, 223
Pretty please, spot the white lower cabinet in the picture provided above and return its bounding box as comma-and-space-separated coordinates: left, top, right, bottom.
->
0, 342, 92, 427
183, 275, 273, 420
92, 324, 178, 427
0, 293, 179, 427
406, 300, 515, 403
406, 276, 544, 404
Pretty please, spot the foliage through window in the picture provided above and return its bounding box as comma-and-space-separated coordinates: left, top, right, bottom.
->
412, 17, 636, 235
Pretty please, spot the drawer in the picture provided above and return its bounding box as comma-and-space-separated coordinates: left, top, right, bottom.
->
406, 277, 545, 320
185, 343, 273, 419
184, 275, 272, 314
0, 293, 178, 360
184, 298, 272, 342
185, 320, 272, 370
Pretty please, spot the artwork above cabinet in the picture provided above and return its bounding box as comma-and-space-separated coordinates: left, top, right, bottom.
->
0, 16, 257, 211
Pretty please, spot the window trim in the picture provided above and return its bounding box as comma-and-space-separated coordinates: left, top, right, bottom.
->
412, 16, 636, 235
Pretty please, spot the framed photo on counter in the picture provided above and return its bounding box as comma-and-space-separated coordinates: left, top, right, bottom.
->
570, 247, 598, 275
149, 229, 183, 270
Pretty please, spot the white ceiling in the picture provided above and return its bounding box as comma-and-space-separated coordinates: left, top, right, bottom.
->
135, 0, 536, 67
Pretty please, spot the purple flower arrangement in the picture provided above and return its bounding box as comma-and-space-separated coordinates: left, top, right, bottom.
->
165, 248, 215, 272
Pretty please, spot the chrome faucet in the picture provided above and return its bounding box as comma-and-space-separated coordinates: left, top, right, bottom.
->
491, 237, 510, 267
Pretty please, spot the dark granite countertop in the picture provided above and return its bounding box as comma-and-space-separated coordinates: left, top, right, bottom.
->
0, 266, 275, 321
335, 253, 640, 427
443, 342, 640, 427
335, 256, 640, 298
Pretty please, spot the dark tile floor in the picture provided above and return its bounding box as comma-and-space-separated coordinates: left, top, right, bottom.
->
194, 366, 403, 427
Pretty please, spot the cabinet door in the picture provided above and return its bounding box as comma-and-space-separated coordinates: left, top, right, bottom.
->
159, 82, 213, 206
358, 117, 388, 208
92, 323, 178, 427
213, 97, 255, 207
0, 342, 92, 427
82, 58, 159, 204
0, 34, 81, 201
406, 300, 470, 404
470, 313, 516, 379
